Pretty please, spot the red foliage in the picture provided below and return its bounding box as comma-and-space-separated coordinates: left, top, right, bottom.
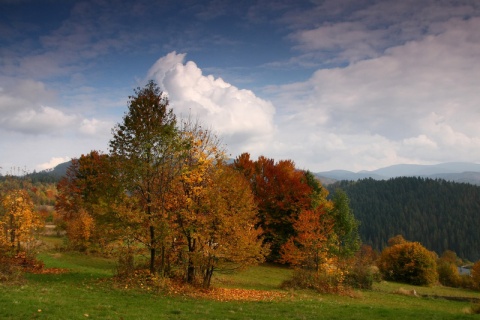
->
233, 153, 315, 259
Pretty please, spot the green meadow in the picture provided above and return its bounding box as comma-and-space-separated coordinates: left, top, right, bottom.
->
1, 236, 479, 319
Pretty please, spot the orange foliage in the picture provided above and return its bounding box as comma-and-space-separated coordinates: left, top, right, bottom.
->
172, 131, 267, 286
279, 206, 334, 272
65, 210, 95, 251
0, 189, 43, 253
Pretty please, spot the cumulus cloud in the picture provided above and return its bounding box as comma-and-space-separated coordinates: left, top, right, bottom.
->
147, 52, 276, 155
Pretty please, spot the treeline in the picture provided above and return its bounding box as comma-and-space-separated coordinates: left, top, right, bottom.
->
329, 177, 480, 261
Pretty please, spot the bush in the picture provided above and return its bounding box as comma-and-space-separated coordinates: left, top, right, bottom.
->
0, 250, 44, 283
378, 241, 438, 286
437, 261, 460, 287
0, 256, 23, 283
345, 265, 381, 289
344, 245, 381, 289
281, 267, 348, 294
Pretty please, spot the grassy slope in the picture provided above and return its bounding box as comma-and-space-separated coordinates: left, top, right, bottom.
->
1, 240, 479, 319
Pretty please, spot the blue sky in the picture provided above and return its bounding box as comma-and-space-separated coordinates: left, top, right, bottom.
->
1, 0, 480, 173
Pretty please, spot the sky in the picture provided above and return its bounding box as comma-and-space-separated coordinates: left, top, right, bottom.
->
1, 0, 480, 174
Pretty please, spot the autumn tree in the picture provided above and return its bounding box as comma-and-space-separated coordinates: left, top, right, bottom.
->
377, 236, 438, 286
0, 189, 43, 254
56, 151, 121, 251
232, 153, 317, 260
279, 206, 333, 272
109, 80, 183, 274
170, 122, 267, 287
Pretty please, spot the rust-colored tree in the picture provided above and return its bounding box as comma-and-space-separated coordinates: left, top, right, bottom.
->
232, 153, 317, 260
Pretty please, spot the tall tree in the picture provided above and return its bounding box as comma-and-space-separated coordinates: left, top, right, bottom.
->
109, 80, 182, 274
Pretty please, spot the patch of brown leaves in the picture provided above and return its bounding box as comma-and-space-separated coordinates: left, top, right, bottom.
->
167, 282, 288, 301
198, 287, 288, 301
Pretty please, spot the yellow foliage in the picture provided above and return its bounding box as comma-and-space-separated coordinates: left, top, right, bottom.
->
0, 189, 43, 252
65, 210, 95, 250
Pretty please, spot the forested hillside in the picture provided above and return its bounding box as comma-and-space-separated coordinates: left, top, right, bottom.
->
329, 177, 480, 261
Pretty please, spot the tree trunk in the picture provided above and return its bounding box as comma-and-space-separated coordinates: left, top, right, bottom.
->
203, 265, 214, 288
149, 225, 156, 274
187, 237, 196, 283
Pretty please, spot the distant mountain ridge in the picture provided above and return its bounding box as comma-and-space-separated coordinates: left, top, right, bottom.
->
316, 162, 480, 186
24, 161, 72, 183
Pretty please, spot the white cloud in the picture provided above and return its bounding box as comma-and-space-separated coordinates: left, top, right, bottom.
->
79, 118, 113, 136
267, 17, 480, 171
36, 156, 71, 171
0, 80, 76, 135
147, 52, 276, 156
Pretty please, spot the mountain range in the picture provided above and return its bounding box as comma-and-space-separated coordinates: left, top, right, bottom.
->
315, 162, 480, 186
13, 160, 480, 187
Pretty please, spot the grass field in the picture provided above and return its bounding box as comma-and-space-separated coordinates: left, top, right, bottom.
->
1, 236, 479, 319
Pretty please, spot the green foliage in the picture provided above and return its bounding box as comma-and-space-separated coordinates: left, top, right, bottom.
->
329, 189, 360, 258
330, 177, 480, 261
378, 239, 438, 286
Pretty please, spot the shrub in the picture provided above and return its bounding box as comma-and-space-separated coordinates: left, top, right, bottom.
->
437, 261, 460, 287
378, 241, 438, 286
344, 245, 381, 289
281, 265, 348, 294
0, 256, 23, 283
345, 265, 381, 289
0, 250, 44, 283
